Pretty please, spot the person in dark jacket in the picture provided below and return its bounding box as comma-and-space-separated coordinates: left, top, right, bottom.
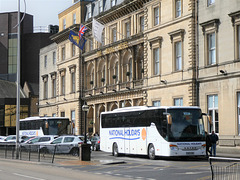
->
210, 130, 218, 157
205, 131, 212, 156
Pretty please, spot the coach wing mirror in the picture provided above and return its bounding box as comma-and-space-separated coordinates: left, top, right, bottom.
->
208, 115, 212, 125
167, 114, 172, 125
202, 113, 212, 125
45, 121, 49, 129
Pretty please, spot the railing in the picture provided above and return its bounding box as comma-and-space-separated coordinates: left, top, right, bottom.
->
209, 156, 240, 180
0, 143, 80, 164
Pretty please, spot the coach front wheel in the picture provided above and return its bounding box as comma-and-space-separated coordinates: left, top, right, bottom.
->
148, 144, 156, 160
112, 143, 119, 157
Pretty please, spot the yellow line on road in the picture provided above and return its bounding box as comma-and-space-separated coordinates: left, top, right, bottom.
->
197, 175, 211, 180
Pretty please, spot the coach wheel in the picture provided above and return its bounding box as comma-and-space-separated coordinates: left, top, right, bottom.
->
113, 143, 119, 157
148, 144, 156, 160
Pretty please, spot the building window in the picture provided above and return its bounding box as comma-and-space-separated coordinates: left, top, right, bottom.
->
237, 93, 240, 135
89, 38, 93, 51
44, 80, 48, 99
153, 48, 160, 75
72, 44, 75, 57
174, 98, 183, 106
87, 6, 91, 19
63, 19, 66, 30
153, 101, 161, 107
112, 27, 117, 42
207, 33, 216, 65
61, 75, 65, 95
154, 6, 159, 26
200, 19, 219, 66
73, 13, 76, 24
169, 29, 184, 72
8, 33, 17, 74
62, 47, 65, 60
238, 25, 240, 59
101, 30, 105, 46
208, 0, 215, 6
44, 55, 47, 68
61, 112, 65, 117
111, 0, 116, 7
229, 12, 240, 60
99, 0, 103, 13
71, 110, 76, 134
140, 16, 144, 32
175, 41, 182, 71
208, 95, 218, 133
125, 21, 130, 38
71, 72, 76, 93
175, 0, 182, 18
52, 113, 56, 117
52, 78, 56, 97
53, 51, 56, 65
237, 25, 240, 59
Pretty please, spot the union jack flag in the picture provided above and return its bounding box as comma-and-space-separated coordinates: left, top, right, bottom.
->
79, 24, 87, 37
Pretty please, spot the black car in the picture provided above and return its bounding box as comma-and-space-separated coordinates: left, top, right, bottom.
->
90, 136, 100, 151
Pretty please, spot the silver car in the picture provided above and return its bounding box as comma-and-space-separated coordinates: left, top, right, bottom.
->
20, 135, 58, 152
44, 135, 90, 156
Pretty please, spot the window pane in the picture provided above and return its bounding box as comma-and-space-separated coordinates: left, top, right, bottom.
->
176, 0, 181, 17
154, 48, 159, 75
154, 7, 159, 26
208, 95, 213, 108
214, 95, 218, 108
153, 101, 161, 107
208, 33, 216, 64
175, 42, 182, 70
140, 16, 144, 32
238, 25, 240, 59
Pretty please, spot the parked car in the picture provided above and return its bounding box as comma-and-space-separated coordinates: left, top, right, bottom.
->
43, 135, 91, 156
90, 136, 100, 151
0, 136, 6, 142
20, 135, 58, 151
4, 135, 29, 143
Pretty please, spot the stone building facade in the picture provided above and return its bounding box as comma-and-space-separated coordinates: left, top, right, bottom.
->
198, 0, 240, 148
39, 0, 240, 151
83, 0, 147, 135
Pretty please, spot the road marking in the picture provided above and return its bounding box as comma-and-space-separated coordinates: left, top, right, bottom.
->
13, 173, 46, 180
197, 175, 212, 180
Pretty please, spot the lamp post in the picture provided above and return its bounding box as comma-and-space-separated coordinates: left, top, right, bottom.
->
81, 103, 91, 161
82, 104, 89, 143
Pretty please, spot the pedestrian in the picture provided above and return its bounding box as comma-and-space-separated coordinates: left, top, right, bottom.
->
210, 130, 218, 157
205, 131, 212, 157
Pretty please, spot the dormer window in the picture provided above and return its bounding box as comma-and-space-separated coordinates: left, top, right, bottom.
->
87, 5, 92, 19
111, 0, 116, 7
63, 19, 66, 30
73, 13, 76, 24
99, 0, 103, 13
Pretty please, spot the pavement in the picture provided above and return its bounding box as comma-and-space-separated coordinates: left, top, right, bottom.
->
54, 147, 240, 167
217, 146, 240, 157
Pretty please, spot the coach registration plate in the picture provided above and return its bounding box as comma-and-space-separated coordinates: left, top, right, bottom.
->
186, 152, 194, 155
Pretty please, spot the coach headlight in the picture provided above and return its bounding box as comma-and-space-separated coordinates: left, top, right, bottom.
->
170, 144, 179, 151
201, 144, 206, 149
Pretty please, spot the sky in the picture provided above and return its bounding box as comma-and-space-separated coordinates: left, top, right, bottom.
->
0, 0, 73, 30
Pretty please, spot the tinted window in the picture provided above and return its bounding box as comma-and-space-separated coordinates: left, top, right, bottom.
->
52, 138, 63, 144
39, 137, 50, 142
64, 137, 74, 143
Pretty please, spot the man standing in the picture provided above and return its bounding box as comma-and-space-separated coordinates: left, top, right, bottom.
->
210, 130, 219, 157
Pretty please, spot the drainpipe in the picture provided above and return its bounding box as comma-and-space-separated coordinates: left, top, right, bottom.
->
195, 0, 199, 106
